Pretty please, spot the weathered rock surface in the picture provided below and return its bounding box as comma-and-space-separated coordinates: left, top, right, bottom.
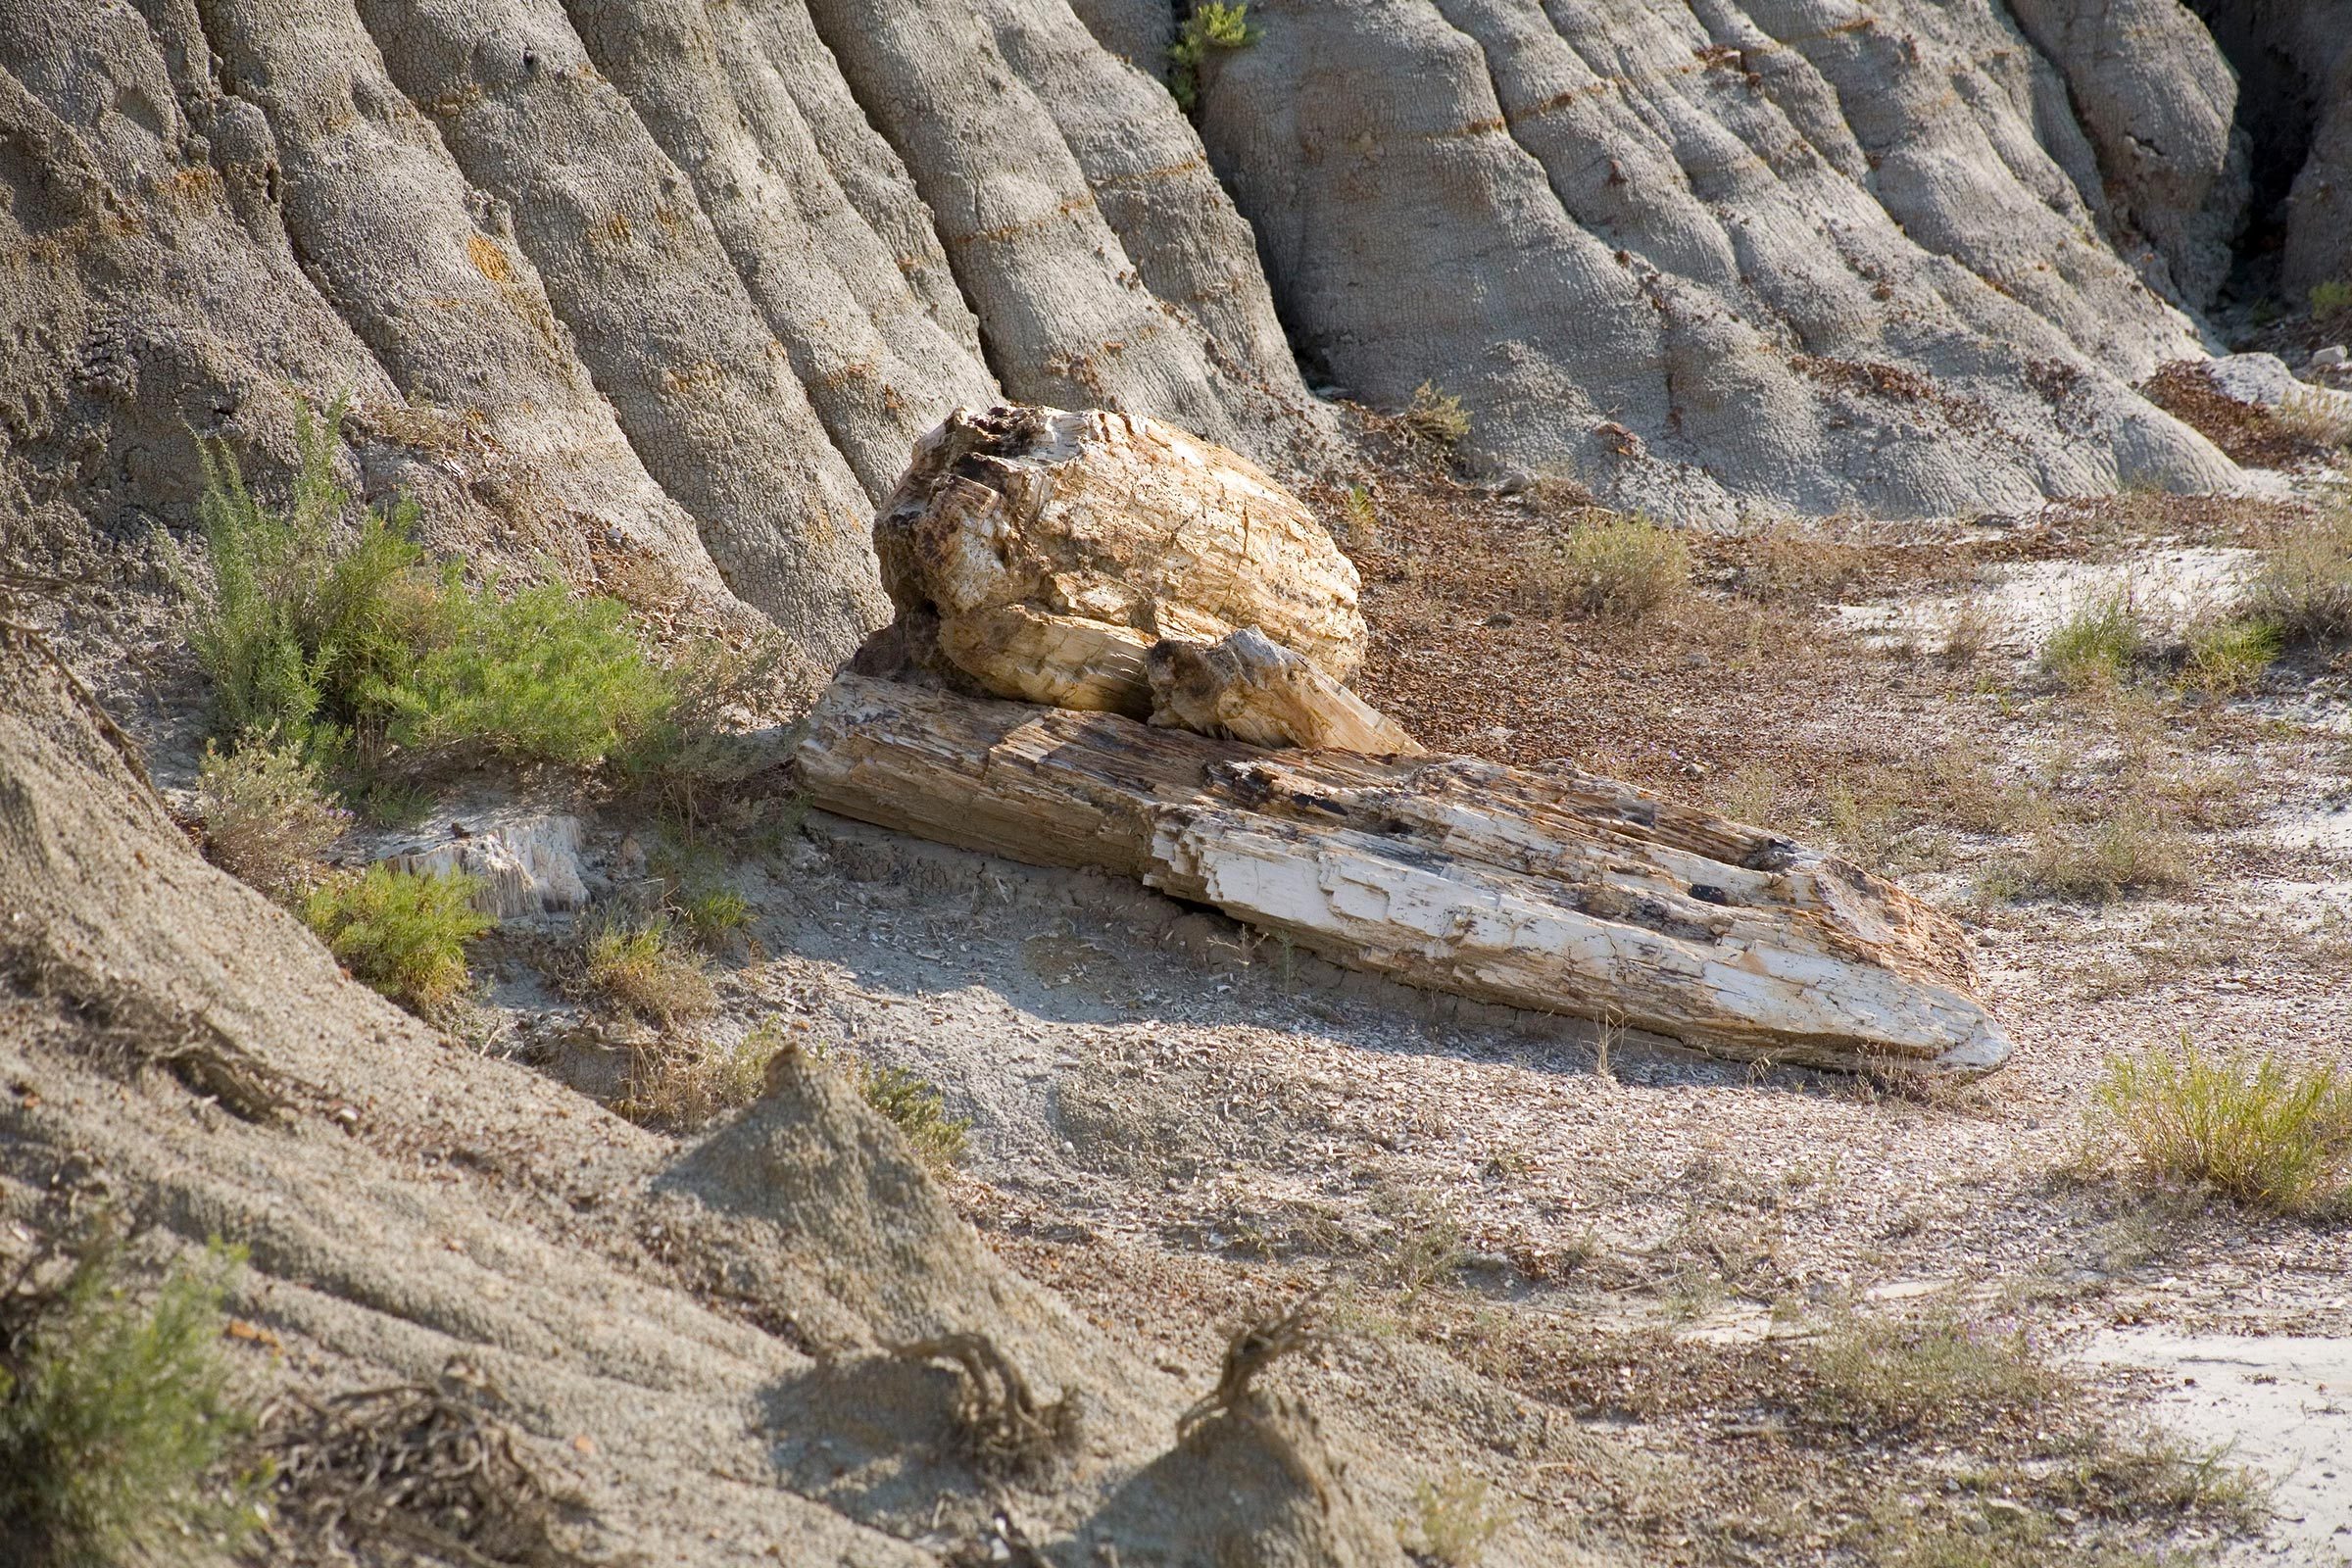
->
870, 405, 1366, 716
2, 0, 2339, 679
1149, 628, 1425, 755
798, 674, 2013, 1077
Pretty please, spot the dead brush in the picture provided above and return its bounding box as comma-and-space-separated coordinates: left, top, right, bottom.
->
889, 1333, 1078, 1478
1178, 1285, 1327, 1439
258, 1367, 597, 1567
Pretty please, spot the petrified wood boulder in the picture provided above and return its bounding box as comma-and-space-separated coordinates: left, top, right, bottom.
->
869, 405, 1367, 720
798, 676, 2012, 1078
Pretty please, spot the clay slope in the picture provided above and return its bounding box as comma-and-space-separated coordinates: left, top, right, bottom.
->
0, 627, 1422, 1560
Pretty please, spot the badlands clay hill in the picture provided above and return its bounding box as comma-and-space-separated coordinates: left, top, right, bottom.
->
6, 0, 2352, 1564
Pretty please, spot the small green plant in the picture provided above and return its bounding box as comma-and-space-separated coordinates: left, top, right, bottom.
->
1340, 484, 1382, 549
193, 730, 352, 902
1401, 381, 1471, 447
1526, 513, 1690, 621
170, 397, 676, 783
2092, 1037, 2351, 1215
581, 912, 715, 1026
672, 882, 751, 953
856, 1062, 972, 1175
2039, 589, 2144, 690
1168, 2, 1256, 110
1402, 1467, 1511, 1566
2181, 614, 2281, 695
2248, 500, 2352, 646
304, 864, 494, 1011
0, 1225, 261, 1568
2311, 278, 2352, 318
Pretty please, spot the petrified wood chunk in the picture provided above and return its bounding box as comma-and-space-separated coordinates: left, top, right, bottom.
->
1149, 629, 1423, 756
871, 405, 1366, 718
797, 675, 2011, 1077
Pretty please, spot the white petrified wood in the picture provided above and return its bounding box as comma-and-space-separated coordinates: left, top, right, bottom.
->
871, 404, 1366, 717
796, 675, 2011, 1077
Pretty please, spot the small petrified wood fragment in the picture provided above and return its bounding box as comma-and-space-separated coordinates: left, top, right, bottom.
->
1148, 629, 1422, 755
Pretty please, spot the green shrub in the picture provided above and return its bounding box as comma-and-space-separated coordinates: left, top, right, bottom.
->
2311, 279, 2352, 318
1526, 513, 1690, 621
581, 913, 715, 1026
2092, 1037, 2351, 1215
2039, 589, 2143, 690
1401, 380, 1472, 447
2181, 614, 2281, 694
172, 399, 674, 779
194, 731, 351, 902
1169, 2, 1256, 110
168, 398, 438, 765
304, 864, 494, 1011
0, 1227, 259, 1568
857, 1063, 970, 1175
366, 579, 672, 766
2247, 500, 2352, 646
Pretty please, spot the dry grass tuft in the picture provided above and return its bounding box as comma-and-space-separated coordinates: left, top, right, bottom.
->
2091, 1038, 2351, 1216
2009, 808, 2195, 905
1525, 513, 1690, 622
615, 1028, 778, 1133
1403, 1467, 1512, 1566
1401, 381, 1471, 447
580, 913, 715, 1026
2247, 497, 2352, 646
194, 731, 351, 902
1801, 1307, 2067, 1440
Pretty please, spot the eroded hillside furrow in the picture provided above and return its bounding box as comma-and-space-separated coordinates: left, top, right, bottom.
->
184, 0, 734, 591
562, 0, 999, 498
1191, 0, 2241, 518
351, 0, 889, 668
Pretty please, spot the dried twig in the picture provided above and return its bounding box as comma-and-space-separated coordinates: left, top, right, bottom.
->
1177, 1285, 1327, 1439
890, 1332, 1080, 1477
259, 1363, 599, 1568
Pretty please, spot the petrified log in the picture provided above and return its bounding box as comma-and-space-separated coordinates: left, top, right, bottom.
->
1149, 629, 1424, 756
871, 405, 1366, 718
797, 675, 2011, 1077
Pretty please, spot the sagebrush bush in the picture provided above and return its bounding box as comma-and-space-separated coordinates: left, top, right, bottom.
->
368, 579, 673, 765
857, 1062, 972, 1175
2093, 1038, 2351, 1215
1526, 513, 1690, 621
304, 864, 494, 1011
1401, 380, 1472, 447
172, 398, 675, 781
2040, 589, 2144, 690
581, 913, 715, 1026
0, 1228, 259, 1568
194, 731, 351, 901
